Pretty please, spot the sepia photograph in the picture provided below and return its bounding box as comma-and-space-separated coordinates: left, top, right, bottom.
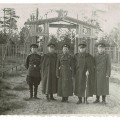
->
0, 2, 120, 117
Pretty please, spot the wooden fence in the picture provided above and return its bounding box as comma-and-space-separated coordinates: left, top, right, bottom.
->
106, 47, 120, 64
0, 44, 30, 77
0, 44, 120, 78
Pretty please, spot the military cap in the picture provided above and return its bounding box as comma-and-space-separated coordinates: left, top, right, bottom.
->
96, 40, 108, 47
62, 43, 70, 49
78, 41, 87, 48
47, 42, 56, 47
30, 44, 38, 48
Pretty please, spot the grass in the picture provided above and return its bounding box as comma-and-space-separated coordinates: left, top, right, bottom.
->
5, 93, 17, 97
0, 63, 26, 78
5, 72, 22, 77
6, 59, 17, 63
0, 89, 21, 115
3, 86, 12, 90
0, 81, 25, 114
0, 101, 11, 115
2, 67, 26, 78
110, 77, 120, 84
0, 81, 12, 91
0, 89, 17, 98
0, 101, 26, 115
0, 67, 27, 115
12, 81, 28, 91
8, 101, 25, 109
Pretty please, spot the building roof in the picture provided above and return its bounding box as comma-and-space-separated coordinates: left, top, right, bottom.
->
25, 16, 100, 30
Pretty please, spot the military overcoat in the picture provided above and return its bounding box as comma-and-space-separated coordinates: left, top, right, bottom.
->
74, 53, 95, 97
56, 53, 74, 97
41, 52, 58, 94
94, 53, 111, 96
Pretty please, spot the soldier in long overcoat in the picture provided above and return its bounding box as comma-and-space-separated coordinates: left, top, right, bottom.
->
25, 44, 41, 99
74, 41, 95, 104
41, 42, 57, 101
93, 40, 111, 104
56, 43, 74, 102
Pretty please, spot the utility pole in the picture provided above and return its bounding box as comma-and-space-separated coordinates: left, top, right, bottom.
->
36, 8, 39, 32
36, 8, 39, 20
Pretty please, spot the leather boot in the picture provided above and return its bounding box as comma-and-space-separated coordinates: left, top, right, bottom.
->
76, 97, 82, 104
29, 85, 33, 99
61, 97, 65, 102
46, 94, 50, 102
84, 97, 89, 104
50, 94, 56, 100
34, 86, 39, 99
93, 95, 100, 103
102, 95, 107, 104
64, 97, 69, 102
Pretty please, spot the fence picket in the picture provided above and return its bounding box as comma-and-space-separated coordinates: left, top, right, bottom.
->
0, 44, 29, 77
0, 44, 119, 77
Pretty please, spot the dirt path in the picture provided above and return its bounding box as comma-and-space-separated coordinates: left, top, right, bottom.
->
0, 70, 120, 115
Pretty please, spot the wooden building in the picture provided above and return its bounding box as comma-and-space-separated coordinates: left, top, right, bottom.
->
25, 16, 100, 56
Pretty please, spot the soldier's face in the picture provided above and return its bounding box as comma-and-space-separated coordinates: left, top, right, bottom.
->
63, 47, 69, 54
48, 47, 55, 53
98, 46, 105, 53
31, 47, 38, 53
78, 47, 86, 53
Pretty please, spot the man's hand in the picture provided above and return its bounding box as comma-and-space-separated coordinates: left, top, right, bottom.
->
86, 71, 89, 76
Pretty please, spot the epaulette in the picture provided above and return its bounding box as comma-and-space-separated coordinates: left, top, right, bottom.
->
28, 53, 32, 56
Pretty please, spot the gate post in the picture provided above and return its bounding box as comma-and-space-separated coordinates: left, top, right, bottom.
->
90, 28, 96, 56
74, 25, 78, 54
43, 22, 49, 54
74, 24, 82, 54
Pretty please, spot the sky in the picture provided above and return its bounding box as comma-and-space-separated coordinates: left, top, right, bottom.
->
0, 3, 120, 34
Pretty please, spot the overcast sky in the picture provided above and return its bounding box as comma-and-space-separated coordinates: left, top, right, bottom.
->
0, 3, 120, 34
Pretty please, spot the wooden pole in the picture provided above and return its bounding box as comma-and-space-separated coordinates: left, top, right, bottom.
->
75, 25, 78, 54
1, 44, 4, 78
90, 28, 95, 56
114, 47, 117, 62
118, 47, 120, 64
43, 22, 49, 54
74, 14, 78, 54
3, 8, 5, 33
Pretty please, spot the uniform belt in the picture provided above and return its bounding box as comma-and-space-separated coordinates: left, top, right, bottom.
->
29, 65, 40, 67
59, 65, 72, 70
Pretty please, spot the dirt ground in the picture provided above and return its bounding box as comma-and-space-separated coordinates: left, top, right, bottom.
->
0, 67, 120, 115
